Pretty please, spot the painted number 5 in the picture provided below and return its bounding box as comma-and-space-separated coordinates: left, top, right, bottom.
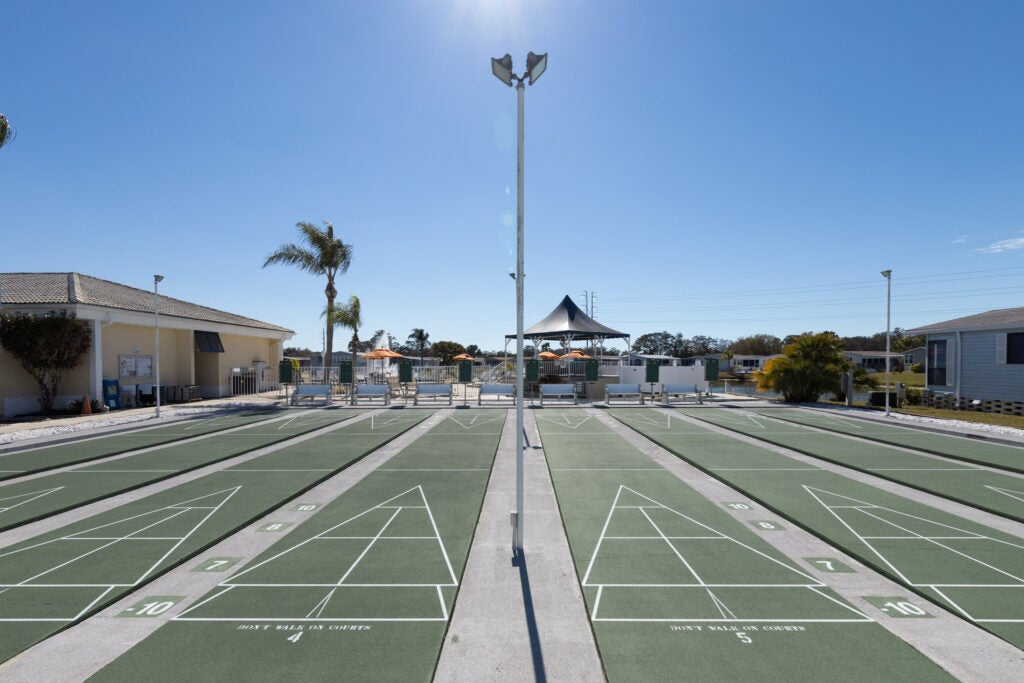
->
736, 632, 752, 644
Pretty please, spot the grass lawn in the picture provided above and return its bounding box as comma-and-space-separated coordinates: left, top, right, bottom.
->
885, 370, 925, 387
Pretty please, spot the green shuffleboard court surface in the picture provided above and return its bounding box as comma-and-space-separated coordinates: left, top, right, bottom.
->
0, 409, 430, 665
0, 410, 361, 532
536, 410, 953, 681
93, 411, 505, 682
611, 409, 1024, 650
753, 406, 1024, 474
0, 409, 284, 480
683, 407, 1024, 523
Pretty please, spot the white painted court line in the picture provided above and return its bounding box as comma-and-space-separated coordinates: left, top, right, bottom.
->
986, 485, 1024, 503
175, 485, 460, 623
0, 487, 242, 622
805, 485, 1024, 622
578, 485, 877, 623
0, 487, 64, 514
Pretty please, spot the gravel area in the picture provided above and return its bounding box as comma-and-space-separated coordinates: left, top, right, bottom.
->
0, 397, 283, 445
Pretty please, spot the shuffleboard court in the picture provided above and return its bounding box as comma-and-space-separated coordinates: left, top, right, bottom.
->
536, 409, 953, 681
683, 408, 1024, 523
0, 409, 430, 664
0, 410, 361, 531
752, 406, 1024, 474
92, 411, 504, 682
0, 409, 285, 480
611, 408, 1024, 650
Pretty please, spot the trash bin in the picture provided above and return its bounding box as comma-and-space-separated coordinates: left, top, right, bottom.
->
102, 379, 121, 410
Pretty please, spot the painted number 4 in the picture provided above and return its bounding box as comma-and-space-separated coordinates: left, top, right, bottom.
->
288, 632, 303, 643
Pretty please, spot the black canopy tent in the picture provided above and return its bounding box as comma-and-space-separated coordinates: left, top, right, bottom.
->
505, 295, 630, 355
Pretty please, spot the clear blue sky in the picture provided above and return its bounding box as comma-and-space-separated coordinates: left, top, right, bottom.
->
3, 0, 1023, 354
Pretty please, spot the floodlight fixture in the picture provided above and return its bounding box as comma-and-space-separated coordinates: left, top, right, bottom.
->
881, 270, 891, 279
526, 52, 547, 85
491, 54, 514, 87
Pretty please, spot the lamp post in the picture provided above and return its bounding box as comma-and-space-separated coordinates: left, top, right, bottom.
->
154, 275, 164, 418
881, 270, 892, 417
492, 51, 547, 556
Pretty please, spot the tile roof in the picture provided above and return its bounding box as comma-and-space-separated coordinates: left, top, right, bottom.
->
907, 307, 1024, 334
0, 272, 292, 333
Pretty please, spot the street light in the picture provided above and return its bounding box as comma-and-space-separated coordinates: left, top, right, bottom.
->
492, 51, 547, 556
881, 270, 892, 417
154, 275, 164, 418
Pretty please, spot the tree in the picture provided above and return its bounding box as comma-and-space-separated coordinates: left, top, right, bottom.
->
892, 331, 924, 352
730, 334, 783, 356
430, 340, 465, 365
328, 295, 362, 355
689, 335, 730, 355
0, 310, 92, 413
465, 344, 482, 358
756, 332, 848, 403
408, 328, 430, 364
0, 113, 15, 151
632, 332, 676, 355
283, 346, 313, 358
263, 221, 353, 368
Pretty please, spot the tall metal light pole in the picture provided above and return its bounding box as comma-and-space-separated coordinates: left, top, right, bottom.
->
492, 51, 547, 555
154, 275, 164, 418
881, 269, 892, 417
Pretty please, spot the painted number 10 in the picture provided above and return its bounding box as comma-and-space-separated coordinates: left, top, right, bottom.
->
136, 601, 174, 616
882, 601, 926, 616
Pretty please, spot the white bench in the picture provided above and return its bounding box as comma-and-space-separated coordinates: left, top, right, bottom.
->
414, 383, 452, 405
540, 383, 576, 405
660, 383, 701, 405
478, 384, 515, 405
292, 384, 331, 406
605, 383, 644, 405
351, 384, 390, 406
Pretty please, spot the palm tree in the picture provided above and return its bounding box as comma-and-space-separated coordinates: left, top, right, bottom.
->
328, 295, 362, 355
408, 328, 430, 364
0, 114, 15, 151
263, 221, 352, 367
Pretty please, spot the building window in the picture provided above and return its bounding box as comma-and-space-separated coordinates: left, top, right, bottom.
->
927, 340, 946, 386
1008, 333, 1024, 364
195, 331, 225, 353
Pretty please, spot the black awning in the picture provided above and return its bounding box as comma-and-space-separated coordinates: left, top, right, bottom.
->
195, 330, 225, 352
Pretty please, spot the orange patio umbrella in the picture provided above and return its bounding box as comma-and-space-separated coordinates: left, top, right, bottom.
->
452, 353, 475, 361
560, 350, 592, 359
363, 348, 404, 359
538, 351, 560, 360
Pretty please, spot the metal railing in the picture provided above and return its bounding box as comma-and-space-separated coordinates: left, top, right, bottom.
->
224, 365, 280, 397
258, 357, 627, 398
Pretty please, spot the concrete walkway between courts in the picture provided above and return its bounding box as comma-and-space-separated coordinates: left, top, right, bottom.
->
434, 409, 603, 681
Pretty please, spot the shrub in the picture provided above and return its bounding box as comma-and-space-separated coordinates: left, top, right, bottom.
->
67, 398, 103, 414
910, 362, 925, 373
